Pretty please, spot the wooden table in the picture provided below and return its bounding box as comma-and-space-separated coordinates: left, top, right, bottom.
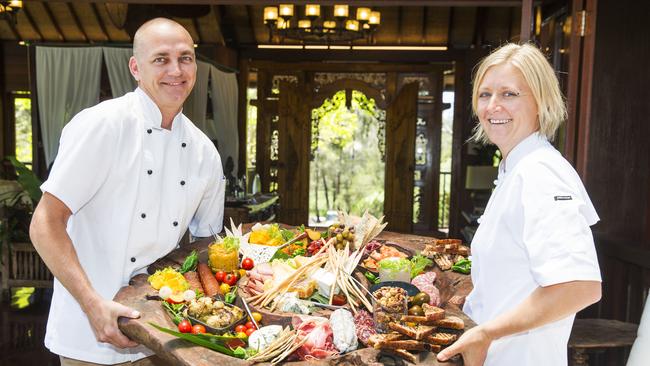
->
568, 318, 638, 365
114, 229, 474, 366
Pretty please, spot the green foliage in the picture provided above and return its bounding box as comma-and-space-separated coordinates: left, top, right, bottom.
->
7, 156, 42, 204
309, 91, 385, 221
14, 98, 32, 166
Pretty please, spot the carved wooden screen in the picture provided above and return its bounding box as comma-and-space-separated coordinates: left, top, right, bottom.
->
384, 82, 418, 233
277, 81, 311, 225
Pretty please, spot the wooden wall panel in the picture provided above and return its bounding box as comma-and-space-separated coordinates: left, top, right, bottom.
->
585, 0, 650, 247
3, 43, 29, 92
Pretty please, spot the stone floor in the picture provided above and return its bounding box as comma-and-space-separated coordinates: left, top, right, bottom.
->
0, 289, 59, 366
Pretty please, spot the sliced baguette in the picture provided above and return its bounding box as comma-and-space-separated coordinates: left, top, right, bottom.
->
367, 333, 403, 348
424, 332, 458, 345
421, 303, 446, 321
434, 316, 465, 330
388, 322, 436, 340
376, 339, 427, 351
381, 349, 418, 364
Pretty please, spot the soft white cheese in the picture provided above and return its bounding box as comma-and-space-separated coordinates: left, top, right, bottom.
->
248, 325, 283, 352
310, 268, 338, 298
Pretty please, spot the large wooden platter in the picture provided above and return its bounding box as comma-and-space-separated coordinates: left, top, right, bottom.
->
115, 228, 474, 365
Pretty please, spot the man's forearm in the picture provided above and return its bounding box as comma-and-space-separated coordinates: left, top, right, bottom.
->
482, 280, 602, 341
30, 196, 100, 312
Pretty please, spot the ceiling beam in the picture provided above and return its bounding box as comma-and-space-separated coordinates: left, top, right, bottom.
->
90, 3, 111, 42
22, 6, 44, 41
42, 2, 66, 41
3, 19, 22, 41
421, 6, 428, 44
211, 5, 226, 46
41, 1, 522, 6
67, 2, 89, 42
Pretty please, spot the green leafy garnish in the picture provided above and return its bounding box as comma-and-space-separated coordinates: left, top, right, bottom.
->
364, 271, 380, 284
410, 254, 433, 278
378, 258, 411, 273
309, 291, 330, 304
222, 236, 240, 253
280, 228, 295, 242
225, 286, 238, 304
162, 301, 185, 325
452, 258, 472, 274
296, 224, 306, 233
149, 322, 248, 358
179, 250, 198, 274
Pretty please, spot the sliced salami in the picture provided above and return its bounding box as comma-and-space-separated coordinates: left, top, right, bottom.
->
411, 272, 441, 306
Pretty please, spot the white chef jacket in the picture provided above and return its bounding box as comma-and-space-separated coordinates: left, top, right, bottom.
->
464, 132, 601, 366
41, 88, 225, 364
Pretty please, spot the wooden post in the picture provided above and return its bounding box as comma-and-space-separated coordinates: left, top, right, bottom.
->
520, 0, 534, 42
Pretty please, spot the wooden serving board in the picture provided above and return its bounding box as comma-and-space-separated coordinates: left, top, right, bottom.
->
115, 227, 474, 366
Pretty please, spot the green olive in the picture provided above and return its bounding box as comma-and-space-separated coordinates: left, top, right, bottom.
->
336, 233, 343, 242
408, 305, 424, 316
412, 292, 431, 306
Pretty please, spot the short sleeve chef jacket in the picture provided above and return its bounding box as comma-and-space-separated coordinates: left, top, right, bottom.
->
463, 132, 601, 366
40, 88, 225, 364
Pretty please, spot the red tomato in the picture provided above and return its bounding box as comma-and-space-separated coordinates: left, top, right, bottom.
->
241, 258, 255, 270
215, 271, 227, 283
223, 273, 238, 286
234, 324, 247, 333
245, 328, 256, 337
178, 319, 192, 333
191, 324, 206, 334
245, 321, 256, 330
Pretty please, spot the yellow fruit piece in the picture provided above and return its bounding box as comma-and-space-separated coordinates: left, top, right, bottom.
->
305, 229, 321, 241
147, 268, 189, 292
220, 283, 231, 294
249, 231, 270, 245
251, 312, 263, 323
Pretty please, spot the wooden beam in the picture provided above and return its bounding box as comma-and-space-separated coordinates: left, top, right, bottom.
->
210, 5, 226, 46
242, 48, 460, 64
519, 0, 533, 42
446, 7, 455, 48
66, 3, 89, 42
22, 6, 45, 41
421, 6, 428, 44
192, 17, 202, 44
397, 6, 403, 45
42, 2, 66, 41
3, 19, 22, 41
42, 1, 522, 6
90, 3, 111, 42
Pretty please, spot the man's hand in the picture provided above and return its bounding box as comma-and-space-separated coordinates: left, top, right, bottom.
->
83, 296, 141, 349
437, 326, 492, 366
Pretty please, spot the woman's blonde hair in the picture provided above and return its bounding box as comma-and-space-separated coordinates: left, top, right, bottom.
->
470, 43, 567, 144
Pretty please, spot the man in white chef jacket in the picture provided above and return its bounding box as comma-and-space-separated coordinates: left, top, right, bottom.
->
30, 18, 225, 365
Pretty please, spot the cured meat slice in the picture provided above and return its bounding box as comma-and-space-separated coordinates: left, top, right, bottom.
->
411, 272, 441, 306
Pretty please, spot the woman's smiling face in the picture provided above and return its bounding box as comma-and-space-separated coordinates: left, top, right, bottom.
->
476, 63, 539, 158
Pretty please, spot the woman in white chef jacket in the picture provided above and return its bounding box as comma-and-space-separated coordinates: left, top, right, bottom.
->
437, 43, 602, 366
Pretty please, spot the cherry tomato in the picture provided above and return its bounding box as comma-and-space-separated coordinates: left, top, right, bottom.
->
178, 319, 192, 333
223, 273, 238, 286
215, 271, 227, 283
241, 258, 255, 270
332, 294, 347, 306
245, 321, 256, 330
236, 331, 248, 339
234, 324, 247, 334
245, 328, 256, 337
191, 324, 206, 334
220, 283, 231, 294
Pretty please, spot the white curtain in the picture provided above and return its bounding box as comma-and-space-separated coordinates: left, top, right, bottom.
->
36, 46, 103, 167
209, 66, 239, 174
102, 47, 136, 98
183, 60, 210, 129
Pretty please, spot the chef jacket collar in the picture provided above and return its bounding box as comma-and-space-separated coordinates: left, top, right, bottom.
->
498, 131, 548, 178
134, 87, 184, 131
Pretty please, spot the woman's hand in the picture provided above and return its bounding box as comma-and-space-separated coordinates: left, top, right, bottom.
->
437, 326, 492, 366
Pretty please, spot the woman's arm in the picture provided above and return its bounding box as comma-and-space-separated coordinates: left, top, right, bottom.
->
437, 280, 601, 366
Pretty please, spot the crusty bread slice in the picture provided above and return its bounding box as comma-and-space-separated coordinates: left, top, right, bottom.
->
381, 349, 418, 364
388, 322, 436, 340
434, 316, 465, 330
375, 339, 427, 351
426, 343, 442, 353
367, 333, 403, 348
400, 315, 438, 325
424, 332, 458, 345
422, 303, 446, 321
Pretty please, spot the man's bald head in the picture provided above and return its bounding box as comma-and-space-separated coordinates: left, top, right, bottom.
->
132, 18, 194, 61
